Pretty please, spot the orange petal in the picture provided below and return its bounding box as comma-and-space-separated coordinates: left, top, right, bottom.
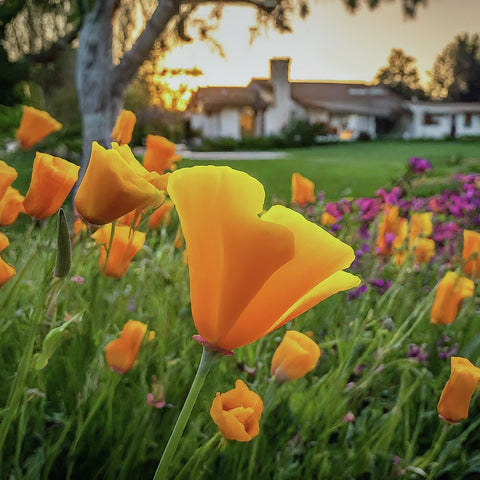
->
23, 152, 80, 219
16, 106, 62, 150
167, 166, 295, 346
111, 110, 136, 145
430, 272, 474, 325
75, 142, 161, 225
0, 160, 18, 200
0, 187, 25, 226
220, 206, 359, 350
271, 330, 321, 382
438, 357, 480, 423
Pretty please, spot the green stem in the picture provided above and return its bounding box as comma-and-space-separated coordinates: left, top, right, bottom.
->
153, 346, 217, 480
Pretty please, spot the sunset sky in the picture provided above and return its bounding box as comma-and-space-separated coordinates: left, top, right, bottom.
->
163, 0, 479, 88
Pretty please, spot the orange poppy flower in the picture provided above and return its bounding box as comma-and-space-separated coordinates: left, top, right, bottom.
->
0, 233, 8, 252
143, 135, 181, 175
0, 233, 15, 287
75, 142, 162, 225
23, 152, 80, 219
168, 166, 359, 351
16, 106, 62, 150
412, 237, 435, 264
291, 173, 315, 206
320, 212, 337, 226
210, 379, 263, 442
0, 187, 25, 226
409, 212, 433, 247
91, 223, 146, 278
375, 205, 408, 256
463, 229, 480, 278
111, 110, 136, 145
438, 357, 480, 424
0, 160, 18, 200
105, 320, 155, 373
271, 330, 321, 382
148, 200, 174, 230
430, 271, 474, 325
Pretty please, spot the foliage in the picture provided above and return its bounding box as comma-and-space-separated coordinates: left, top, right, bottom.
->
0, 147, 479, 479
373, 48, 427, 100
428, 33, 480, 101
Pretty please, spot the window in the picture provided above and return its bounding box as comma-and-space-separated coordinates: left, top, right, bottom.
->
465, 113, 472, 128
240, 107, 255, 136
423, 113, 439, 126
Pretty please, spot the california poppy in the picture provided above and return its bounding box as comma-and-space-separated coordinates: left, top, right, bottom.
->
105, 320, 155, 373
0, 187, 25, 226
0, 160, 18, 200
143, 135, 181, 175
463, 229, 480, 278
271, 330, 321, 382
148, 200, 174, 230
168, 166, 359, 351
409, 212, 433, 247
430, 271, 474, 325
23, 152, 80, 219
75, 142, 162, 225
412, 237, 435, 264
91, 223, 146, 278
16, 106, 62, 150
291, 173, 315, 206
0, 233, 15, 287
438, 357, 480, 423
320, 212, 337, 226
375, 205, 408, 256
111, 110, 136, 145
210, 379, 263, 442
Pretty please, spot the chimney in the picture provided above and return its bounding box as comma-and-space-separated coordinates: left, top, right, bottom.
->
269, 57, 291, 84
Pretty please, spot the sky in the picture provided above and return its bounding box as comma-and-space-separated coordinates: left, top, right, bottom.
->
162, 0, 480, 88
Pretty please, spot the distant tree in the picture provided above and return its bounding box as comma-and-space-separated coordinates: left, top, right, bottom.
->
373, 48, 426, 99
2, 0, 428, 174
428, 33, 480, 101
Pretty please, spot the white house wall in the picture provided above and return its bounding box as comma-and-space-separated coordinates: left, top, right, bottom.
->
191, 108, 242, 139
406, 105, 480, 139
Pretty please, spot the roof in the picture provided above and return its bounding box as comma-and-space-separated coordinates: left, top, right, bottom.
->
290, 82, 406, 116
189, 86, 268, 113
406, 101, 480, 114
189, 80, 406, 117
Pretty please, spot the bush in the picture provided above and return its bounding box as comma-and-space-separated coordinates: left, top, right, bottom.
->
280, 117, 327, 147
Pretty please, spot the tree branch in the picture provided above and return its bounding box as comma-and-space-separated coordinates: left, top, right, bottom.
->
112, 0, 182, 97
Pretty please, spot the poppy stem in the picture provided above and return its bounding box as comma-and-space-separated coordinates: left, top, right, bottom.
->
153, 346, 217, 480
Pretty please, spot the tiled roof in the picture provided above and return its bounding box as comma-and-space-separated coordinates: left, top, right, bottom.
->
189, 86, 268, 112
290, 82, 406, 116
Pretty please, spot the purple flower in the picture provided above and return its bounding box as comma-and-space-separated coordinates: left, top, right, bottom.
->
437, 335, 458, 359
347, 284, 367, 301
407, 344, 428, 362
408, 156, 432, 174
375, 186, 403, 205
368, 279, 392, 295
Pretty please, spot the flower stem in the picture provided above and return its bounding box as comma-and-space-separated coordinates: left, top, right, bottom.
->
153, 346, 217, 480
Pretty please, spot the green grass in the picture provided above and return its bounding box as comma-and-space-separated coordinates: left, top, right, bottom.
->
181, 139, 480, 203
1, 139, 480, 479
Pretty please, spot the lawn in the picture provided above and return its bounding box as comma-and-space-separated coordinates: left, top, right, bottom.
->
1, 136, 480, 479
181, 138, 480, 203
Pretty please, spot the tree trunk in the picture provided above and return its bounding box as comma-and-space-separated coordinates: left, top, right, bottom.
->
75, 0, 181, 180
75, 1, 119, 179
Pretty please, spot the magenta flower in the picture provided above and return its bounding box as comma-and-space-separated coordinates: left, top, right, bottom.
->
408, 156, 432, 174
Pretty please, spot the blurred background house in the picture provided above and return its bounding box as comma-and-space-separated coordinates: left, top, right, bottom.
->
188, 57, 480, 142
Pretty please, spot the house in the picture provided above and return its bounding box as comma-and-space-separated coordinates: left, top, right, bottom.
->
188, 57, 480, 141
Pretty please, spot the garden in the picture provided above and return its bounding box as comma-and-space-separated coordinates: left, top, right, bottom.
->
0, 106, 479, 480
